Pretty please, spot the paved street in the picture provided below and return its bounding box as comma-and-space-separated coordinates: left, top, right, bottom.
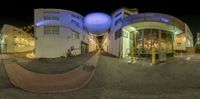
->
4, 52, 99, 93
1, 53, 200, 99
18, 52, 96, 74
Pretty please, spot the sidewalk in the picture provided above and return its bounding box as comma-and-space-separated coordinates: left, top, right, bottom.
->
4, 52, 100, 93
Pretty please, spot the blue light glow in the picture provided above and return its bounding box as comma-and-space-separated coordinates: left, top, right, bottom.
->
84, 13, 111, 35
36, 20, 60, 26
36, 21, 47, 26
161, 17, 169, 23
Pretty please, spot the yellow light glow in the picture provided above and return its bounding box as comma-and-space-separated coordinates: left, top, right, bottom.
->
4, 35, 7, 38
183, 37, 186, 41
21, 38, 25, 42
15, 37, 20, 42
26, 52, 36, 59
103, 38, 108, 45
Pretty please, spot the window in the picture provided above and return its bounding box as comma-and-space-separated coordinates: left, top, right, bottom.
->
71, 30, 80, 39
115, 29, 122, 40
115, 12, 122, 18
71, 14, 80, 20
114, 18, 122, 26
43, 11, 60, 14
72, 32, 79, 39
75, 32, 79, 39
44, 26, 59, 35
177, 43, 182, 47
124, 12, 132, 16
13, 29, 17, 32
44, 16, 59, 20
71, 19, 80, 28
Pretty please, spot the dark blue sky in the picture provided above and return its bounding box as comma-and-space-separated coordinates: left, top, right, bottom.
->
0, 0, 199, 37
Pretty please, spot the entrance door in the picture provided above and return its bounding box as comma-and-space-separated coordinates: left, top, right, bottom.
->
81, 42, 88, 54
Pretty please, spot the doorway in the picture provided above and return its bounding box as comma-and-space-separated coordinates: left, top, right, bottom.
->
81, 41, 88, 54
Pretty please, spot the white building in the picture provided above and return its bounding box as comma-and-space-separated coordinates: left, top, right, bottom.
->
0, 24, 35, 53
196, 33, 200, 53
34, 9, 98, 58
34, 8, 193, 58
196, 33, 200, 45
102, 8, 193, 58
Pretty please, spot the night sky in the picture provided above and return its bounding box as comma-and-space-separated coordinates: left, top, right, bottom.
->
0, 0, 199, 37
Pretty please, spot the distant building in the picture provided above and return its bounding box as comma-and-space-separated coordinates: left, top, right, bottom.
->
195, 33, 200, 53
196, 33, 200, 45
34, 9, 98, 58
0, 24, 35, 53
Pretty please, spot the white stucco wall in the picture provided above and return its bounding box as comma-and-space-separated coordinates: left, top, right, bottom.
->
34, 9, 90, 58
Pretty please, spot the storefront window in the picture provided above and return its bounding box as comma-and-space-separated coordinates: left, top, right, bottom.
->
136, 30, 143, 49
135, 29, 173, 54
161, 30, 173, 52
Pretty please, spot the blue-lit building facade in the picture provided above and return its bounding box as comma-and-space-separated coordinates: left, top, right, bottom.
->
34, 8, 193, 58
34, 9, 98, 58
104, 8, 193, 58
